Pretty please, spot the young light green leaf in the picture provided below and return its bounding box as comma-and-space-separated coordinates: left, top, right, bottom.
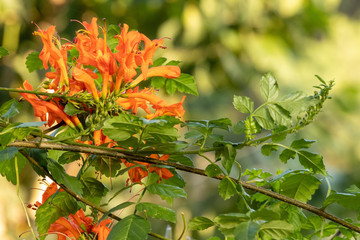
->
260, 73, 279, 101
277, 91, 316, 117
136, 202, 176, 223
280, 173, 321, 203
165, 73, 198, 95
219, 177, 237, 200
298, 151, 326, 175
259, 220, 294, 239
290, 139, 316, 149
233, 96, 254, 114
234, 221, 260, 240
261, 144, 278, 156
147, 183, 187, 199
267, 103, 291, 126
36, 191, 80, 240
188, 216, 215, 230
0, 46, 9, 58
102, 114, 142, 141
107, 215, 151, 240
253, 108, 275, 130
26, 51, 43, 72
214, 213, 250, 229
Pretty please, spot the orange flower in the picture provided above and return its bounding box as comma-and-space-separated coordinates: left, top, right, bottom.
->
72, 67, 100, 103
123, 160, 149, 183
148, 154, 173, 181
18, 80, 76, 128
33, 25, 70, 88
92, 219, 112, 240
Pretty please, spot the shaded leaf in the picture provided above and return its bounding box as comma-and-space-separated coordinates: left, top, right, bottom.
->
0, 151, 27, 184
102, 114, 142, 141
0, 99, 22, 119
64, 102, 85, 116
0, 46, 9, 58
261, 144, 278, 156
214, 213, 250, 229
298, 151, 326, 175
219, 177, 237, 200
107, 215, 151, 240
98, 202, 135, 223
215, 142, 236, 174
323, 191, 360, 210
234, 221, 260, 240
205, 164, 223, 177
279, 149, 296, 163
290, 139, 316, 149
58, 151, 81, 164
250, 209, 281, 221
82, 177, 108, 205
147, 183, 187, 199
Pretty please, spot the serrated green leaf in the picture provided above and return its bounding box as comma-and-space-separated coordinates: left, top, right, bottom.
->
188, 216, 215, 230
260, 73, 279, 101
151, 76, 166, 88
261, 144, 278, 156
142, 124, 179, 143
233, 96, 254, 114
214, 213, 250, 229
290, 139, 316, 149
98, 202, 135, 223
82, 177, 108, 205
165, 73, 198, 95
0, 99, 22, 118
250, 208, 281, 221
253, 108, 275, 130
26, 51, 43, 72
219, 177, 237, 200
102, 114, 142, 141
279, 149, 296, 163
214, 142, 236, 174
152, 57, 167, 66
64, 102, 85, 116
297, 151, 326, 175
58, 151, 81, 164
0, 46, 9, 58
259, 220, 294, 239
147, 183, 187, 199
107, 215, 151, 240
36, 191, 80, 240
323, 191, 360, 210
47, 160, 84, 196
234, 221, 260, 240
205, 164, 223, 177
280, 174, 321, 203
267, 104, 291, 126
89, 155, 121, 178
209, 118, 232, 131
136, 202, 176, 223
0, 151, 26, 184
277, 91, 316, 117
168, 155, 193, 167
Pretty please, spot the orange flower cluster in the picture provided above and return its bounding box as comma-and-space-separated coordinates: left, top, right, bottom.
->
19, 17, 185, 129
32, 182, 112, 240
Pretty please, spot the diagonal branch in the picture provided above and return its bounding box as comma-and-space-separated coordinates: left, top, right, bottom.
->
9, 140, 360, 234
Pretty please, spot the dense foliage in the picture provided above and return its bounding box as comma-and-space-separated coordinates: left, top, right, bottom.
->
0, 17, 360, 240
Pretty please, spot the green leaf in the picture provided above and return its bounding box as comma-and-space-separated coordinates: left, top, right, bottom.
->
152, 57, 167, 66
205, 164, 223, 177
15, 121, 46, 128
323, 191, 360, 210
297, 151, 326, 175
98, 202, 135, 222
142, 123, 179, 144
233, 96, 254, 114
36, 191, 80, 240
151, 76, 166, 89
0, 46, 9, 58
233, 121, 246, 134
277, 91, 316, 117
136, 202, 176, 223
26, 51, 43, 72
107, 215, 151, 240
64, 102, 85, 116
165, 73, 198, 95
89, 155, 121, 178
250, 208, 281, 221
253, 108, 275, 130
0, 99, 22, 118
188, 216, 215, 230
261, 144, 278, 156
214, 142, 236, 174
102, 114, 142, 141
214, 213, 250, 229
290, 139, 316, 149
259, 220, 294, 239
267, 104, 291, 126
147, 183, 187, 199
219, 177, 237, 200
168, 155, 193, 167
47, 160, 84, 196
58, 151, 81, 164
279, 149, 296, 163
280, 173, 321, 203
234, 221, 260, 240
81, 177, 108, 205
0, 151, 27, 184
260, 73, 279, 101
209, 118, 232, 131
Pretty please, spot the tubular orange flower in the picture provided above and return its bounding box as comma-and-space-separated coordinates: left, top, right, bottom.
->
92, 219, 112, 240
72, 67, 100, 103
18, 80, 76, 128
33, 25, 70, 88
129, 65, 181, 88
148, 154, 173, 181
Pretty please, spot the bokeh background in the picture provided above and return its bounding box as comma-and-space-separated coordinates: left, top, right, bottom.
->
1, 0, 360, 239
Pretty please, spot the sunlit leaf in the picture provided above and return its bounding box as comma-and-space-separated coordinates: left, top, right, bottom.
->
219, 177, 237, 200
136, 202, 176, 223
188, 216, 215, 230
164, 73, 198, 95
147, 183, 187, 199
234, 221, 260, 240
26, 51, 43, 72
259, 220, 294, 239
214, 213, 250, 229
107, 215, 151, 240
233, 96, 254, 114
260, 73, 279, 102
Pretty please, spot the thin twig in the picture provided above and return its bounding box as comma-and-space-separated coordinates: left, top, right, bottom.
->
10, 141, 360, 234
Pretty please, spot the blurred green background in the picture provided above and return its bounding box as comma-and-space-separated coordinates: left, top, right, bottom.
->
1, 0, 360, 239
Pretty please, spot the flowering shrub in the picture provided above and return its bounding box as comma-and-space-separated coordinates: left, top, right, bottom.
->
0, 18, 359, 239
